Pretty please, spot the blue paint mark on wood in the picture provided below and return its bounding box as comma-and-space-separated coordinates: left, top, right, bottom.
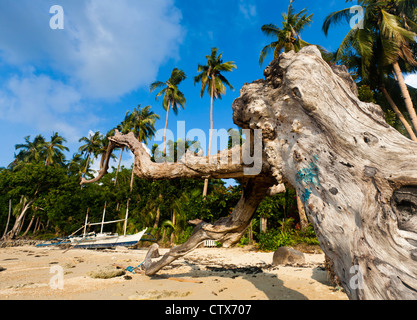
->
296, 155, 320, 203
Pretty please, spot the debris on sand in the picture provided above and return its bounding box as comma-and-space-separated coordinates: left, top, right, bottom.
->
87, 266, 125, 279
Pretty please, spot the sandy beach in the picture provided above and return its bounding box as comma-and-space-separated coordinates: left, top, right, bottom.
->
0, 245, 348, 300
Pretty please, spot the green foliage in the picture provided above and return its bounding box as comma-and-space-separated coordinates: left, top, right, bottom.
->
257, 219, 319, 251
358, 85, 376, 103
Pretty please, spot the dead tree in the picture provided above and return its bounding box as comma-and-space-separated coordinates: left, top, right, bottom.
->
83, 46, 417, 300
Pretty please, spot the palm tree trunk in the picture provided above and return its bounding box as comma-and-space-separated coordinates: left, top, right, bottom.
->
153, 206, 161, 229
296, 190, 309, 231
34, 217, 40, 234
2, 199, 12, 240
114, 148, 124, 186
170, 211, 176, 245
83, 152, 91, 178
382, 87, 417, 141
203, 80, 215, 197
6, 199, 34, 240
260, 216, 267, 233
153, 194, 162, 229
163, 102, 171, 157
249, 220, 253, 245
129, 166, 135, 193
22, 213, 36, 237
392, 61, 417, 133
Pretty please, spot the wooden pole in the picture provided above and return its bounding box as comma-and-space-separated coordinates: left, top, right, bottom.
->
124, 199, 130, 236
83, 208, 89, 238
100, 202, 107, 234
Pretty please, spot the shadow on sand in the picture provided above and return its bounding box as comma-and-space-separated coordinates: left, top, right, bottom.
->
147, 260, 336, 300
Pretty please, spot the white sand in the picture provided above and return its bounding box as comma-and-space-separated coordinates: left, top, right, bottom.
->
0, 245, 348, 300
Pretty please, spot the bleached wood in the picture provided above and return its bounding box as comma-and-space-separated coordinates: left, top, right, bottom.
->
82, 46, 417, 299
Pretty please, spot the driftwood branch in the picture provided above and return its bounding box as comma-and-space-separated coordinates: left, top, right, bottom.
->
232, 46, 417, 300
80, 45, 417, 300
81, 131, 272, 185
143, 178, 274, 276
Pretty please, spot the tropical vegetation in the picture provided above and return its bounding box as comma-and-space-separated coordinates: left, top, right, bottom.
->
194, 47, 237, 197
1, 0, 417, 252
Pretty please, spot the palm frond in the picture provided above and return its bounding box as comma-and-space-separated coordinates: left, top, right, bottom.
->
261, 23, 280, 37
322, 8, 354, 36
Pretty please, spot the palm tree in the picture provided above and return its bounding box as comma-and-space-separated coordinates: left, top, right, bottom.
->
43, 132, 69, 166
14, 134, 46, 165
259, 0, 313, 66
129, 105, 160, 144
323, 0, 417, 136
78, 131, 103, 178
195, 47, 237, 197
95, 129, 117, 171
67, 153, 89, 177
150, 68, 186, 156
125, 105, 159, 192
113, 105, 159, 187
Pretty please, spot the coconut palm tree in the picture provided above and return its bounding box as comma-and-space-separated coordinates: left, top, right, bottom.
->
150, 68, 186, 156
14, 134, 46, 165
323, 0, 417, 135
67, 153, 89, 177
129, 105, 160, 144
78, 131, 103, 178
194, 47, 237, 197
113, 105, 159, 187
259, 0, 313, 66
126, 105, 159, 192
43, 132, 69, 167
95, 129, 117, 171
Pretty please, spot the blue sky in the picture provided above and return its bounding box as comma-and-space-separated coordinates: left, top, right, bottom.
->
0, 0, 411, 170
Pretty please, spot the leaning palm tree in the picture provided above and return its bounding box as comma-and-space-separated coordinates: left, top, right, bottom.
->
43, 132, 69, 166
150, 68, 186, 156
194, 47, 237, 197
323, 0, 417, 135
259, 0, 313, 66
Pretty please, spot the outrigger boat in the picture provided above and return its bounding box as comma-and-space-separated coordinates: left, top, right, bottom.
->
37, 204, 153, 249
69, 228, 148, 249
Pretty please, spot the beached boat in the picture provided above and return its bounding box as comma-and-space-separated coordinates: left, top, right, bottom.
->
69, 228, 148, 249
37, 204, 153, 249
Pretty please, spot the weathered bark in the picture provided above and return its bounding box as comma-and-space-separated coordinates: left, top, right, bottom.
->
232, 46, 417, 300
81, 131, 272, 185
83, 46, 417, 300
296, 190, 309, 231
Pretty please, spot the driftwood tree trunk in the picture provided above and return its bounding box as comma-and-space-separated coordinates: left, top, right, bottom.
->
82, 46, 417, 300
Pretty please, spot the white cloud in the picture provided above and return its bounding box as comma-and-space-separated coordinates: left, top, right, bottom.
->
405, 73, 417, 88
238, 0, 257, 21
0, 72, 90, 142
0, 0, 185, 99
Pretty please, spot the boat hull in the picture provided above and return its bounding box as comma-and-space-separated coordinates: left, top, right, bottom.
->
70, 228, 147, 249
